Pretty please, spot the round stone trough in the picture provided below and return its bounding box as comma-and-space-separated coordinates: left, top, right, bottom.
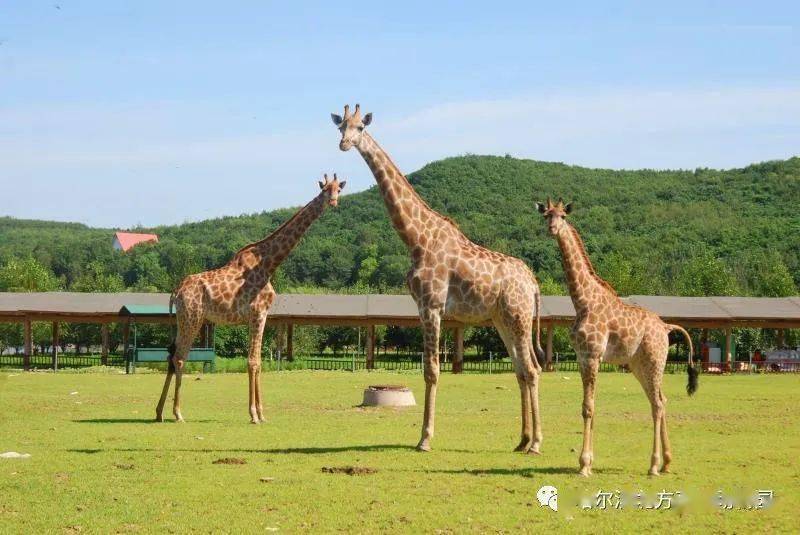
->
362, 385, 416, 407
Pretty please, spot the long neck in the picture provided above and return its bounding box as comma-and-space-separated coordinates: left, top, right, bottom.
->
246, 194, 327, 274
555, 223, 617, 312
356, 132, 440, 248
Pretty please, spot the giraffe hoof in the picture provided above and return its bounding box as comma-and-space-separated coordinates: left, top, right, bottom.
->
250, 419, 261, 425
155, 414, 163, 422
526, 447, 541, 456
648, 469, 660, 477
416, 442, 432, 452
513, 441, 532, 452
578, 468, 591, 478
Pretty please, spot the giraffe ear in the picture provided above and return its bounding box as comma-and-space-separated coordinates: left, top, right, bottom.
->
331, 113, 343, 126
535, 202, 546, 214
564, 202, 573, 214
318, 180, 325, 190
339, 181, 346, 190
362, 112, 372, 126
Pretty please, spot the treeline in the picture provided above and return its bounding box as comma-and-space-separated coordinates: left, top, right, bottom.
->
1, 155, 798, 358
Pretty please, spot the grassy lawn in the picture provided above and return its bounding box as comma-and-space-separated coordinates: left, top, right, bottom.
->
1, 369, 798, 533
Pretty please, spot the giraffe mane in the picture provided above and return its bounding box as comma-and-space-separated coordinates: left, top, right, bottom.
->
567, 223, 618, 296
233, 195, 319, 258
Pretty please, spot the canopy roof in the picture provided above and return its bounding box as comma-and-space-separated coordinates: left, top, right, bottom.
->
1, 292, 799, 328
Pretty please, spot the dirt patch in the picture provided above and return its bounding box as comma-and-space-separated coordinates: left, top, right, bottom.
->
213, 457, 247, 465
321, 466, 377, 475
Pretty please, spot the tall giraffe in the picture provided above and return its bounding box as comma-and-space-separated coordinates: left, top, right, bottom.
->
155, 175, 347, 424
536, 198, 698, 476
333, 104, 546, 453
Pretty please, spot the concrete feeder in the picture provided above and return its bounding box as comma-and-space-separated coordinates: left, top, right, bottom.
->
362, 385, 416, 407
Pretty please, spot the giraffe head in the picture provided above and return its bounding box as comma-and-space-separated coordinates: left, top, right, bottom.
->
536, 198, 573, 236
318, 173, 346, 207
331, 104, 372, 151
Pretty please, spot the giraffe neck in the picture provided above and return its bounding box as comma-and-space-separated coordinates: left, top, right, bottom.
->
356, 132, 442, 249
246, 193, 327, 274
555, 223, 617, 313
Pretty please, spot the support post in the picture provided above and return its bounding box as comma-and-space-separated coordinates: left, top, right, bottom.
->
199, 322, 209, 348
545, 326, 554, 371
52, 322, 60, 371
100, 323, 109, 366
776, 329, 785, 349
725, 328, 733, 373
366, 324, 376, 370
23, 317, 32, 370
122, 320, 131, 374
452, 327, 464, 374
286, 323, 294, 361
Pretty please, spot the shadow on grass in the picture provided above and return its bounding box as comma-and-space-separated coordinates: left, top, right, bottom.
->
417, 466, 622, 477
67, 444, 417, 455
73, 418, 217, 424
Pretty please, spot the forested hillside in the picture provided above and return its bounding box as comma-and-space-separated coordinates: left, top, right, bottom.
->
2, 155, 798, 297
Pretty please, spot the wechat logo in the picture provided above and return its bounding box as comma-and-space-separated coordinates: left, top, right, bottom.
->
537, 485, 558, 512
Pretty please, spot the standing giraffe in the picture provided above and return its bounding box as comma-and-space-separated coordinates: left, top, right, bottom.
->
155, 174, 346, 424
333, 104, 546, 453
535, 198, 698, 476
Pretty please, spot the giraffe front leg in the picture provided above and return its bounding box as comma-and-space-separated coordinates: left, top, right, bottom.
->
247, 314, 268, 424
578, 356, 599, 476
416, 308, 441, 452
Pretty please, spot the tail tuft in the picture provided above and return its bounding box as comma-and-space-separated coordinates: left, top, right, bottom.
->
687, 364, 699, 396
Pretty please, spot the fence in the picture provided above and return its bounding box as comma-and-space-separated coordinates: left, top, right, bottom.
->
2, 352, 798, 374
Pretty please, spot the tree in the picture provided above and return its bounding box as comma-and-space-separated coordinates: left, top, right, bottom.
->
70, 261, 125, 292
674, 253, 740, 296
0, 257, 60, 292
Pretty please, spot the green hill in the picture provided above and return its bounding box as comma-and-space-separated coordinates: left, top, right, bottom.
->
1, 155, 799, 297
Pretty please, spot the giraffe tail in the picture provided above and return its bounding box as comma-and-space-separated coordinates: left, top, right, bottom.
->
668, 324, 698, 396
166, 292, 177, 372
531, 285, 545, 369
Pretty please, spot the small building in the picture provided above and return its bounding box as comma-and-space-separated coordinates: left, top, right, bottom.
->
113, 231, 159, 252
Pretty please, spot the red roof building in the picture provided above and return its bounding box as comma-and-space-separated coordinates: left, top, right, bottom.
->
113, 231, 159, 252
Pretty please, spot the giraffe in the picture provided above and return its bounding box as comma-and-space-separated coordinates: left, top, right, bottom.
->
332, 104, 546, 453
155, 174, 347, 424
535, 198, 698, 476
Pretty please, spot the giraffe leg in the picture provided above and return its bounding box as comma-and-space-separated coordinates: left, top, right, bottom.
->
659, 390, 672, 473
155, 357, 174, 422
496, 322, 532, 452
631, 360, 665, 476
514, 373, 533, 452
167, 318, 200, 423
527, 360, 543, 455
416, 308, 441, 452
514, 331, 543, 455
172, 357, 186, 423
578, 356, 599, 476
246, 314, 267, 424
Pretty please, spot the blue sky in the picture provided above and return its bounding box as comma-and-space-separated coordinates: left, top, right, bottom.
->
1, 1, 798, 228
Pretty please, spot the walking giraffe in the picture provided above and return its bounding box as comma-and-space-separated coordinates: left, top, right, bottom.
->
535, 198, 698, 476
155, 175, 346, 423
333, 104, 546, 453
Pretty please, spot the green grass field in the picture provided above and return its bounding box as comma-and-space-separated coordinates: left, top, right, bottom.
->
1, 369, 798, 533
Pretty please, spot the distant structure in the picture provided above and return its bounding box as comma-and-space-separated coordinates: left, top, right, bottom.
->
113, 231, 159, 252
